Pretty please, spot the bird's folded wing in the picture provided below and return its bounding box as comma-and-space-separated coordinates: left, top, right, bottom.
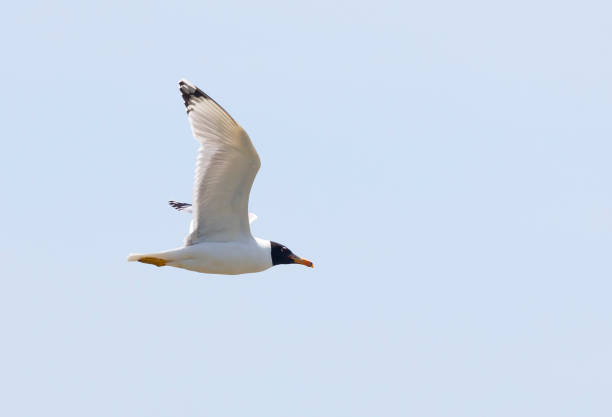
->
179, 79, 261, 244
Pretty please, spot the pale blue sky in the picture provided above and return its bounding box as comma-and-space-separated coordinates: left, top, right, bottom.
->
1, 1, 611, 416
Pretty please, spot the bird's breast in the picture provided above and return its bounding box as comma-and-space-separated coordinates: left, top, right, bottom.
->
169, 240, 272, 275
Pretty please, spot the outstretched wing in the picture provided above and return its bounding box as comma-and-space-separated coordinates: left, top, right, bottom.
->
178, 79, 261, 244
169, 200, 193, 213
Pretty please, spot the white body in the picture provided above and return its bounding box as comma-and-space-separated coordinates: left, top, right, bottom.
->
129, 238, 272, 275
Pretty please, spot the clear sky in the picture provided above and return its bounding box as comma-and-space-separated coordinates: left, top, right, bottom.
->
1, 1, 611, 416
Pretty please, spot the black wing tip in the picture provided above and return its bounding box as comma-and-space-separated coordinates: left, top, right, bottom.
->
169, 200, 191, 211
177, 79, 238, 124
178, 79, 209, 112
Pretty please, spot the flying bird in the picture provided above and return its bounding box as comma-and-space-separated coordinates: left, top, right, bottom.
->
128, 80, 313, 275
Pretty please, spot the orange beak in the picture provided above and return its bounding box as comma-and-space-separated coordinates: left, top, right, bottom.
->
289, 254, 314, 268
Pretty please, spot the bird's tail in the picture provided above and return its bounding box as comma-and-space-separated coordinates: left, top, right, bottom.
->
127, 253, 168, 267
127, 253, 142, 262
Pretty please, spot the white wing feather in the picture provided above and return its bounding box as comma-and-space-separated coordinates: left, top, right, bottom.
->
179, 80, 261, 244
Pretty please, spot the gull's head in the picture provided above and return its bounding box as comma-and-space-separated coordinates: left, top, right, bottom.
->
271, 241, 313, 268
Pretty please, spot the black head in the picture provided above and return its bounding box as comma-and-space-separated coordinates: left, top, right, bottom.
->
271, 241, 313, 268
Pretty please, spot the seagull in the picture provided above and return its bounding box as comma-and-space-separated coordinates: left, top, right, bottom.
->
127, 80, 313, 275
